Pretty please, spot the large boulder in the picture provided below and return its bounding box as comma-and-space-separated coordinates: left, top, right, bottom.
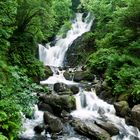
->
72, 119, 111, 140
70, 86, 79, 94
95, 120, 119, 136
63, 72, 72, 80
34, 125, 44, 134
53, 83, 73, 95
131, 104, 140, 122
38, 102, 53, 114
73, 71, 94, 82
41, 94, 76, 113
131, 104, 140, 129
44, 111, 63, 133
98, 90, 115, 104
114, 101, 130, 117
54, 83, 67, 93
64, 32, 95, 67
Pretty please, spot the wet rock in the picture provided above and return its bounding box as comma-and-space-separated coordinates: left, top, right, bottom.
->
131, 104, 140, 129
64, 32, 95, 67
73, 71, 94, 82
94, 80, 102, 94
54, 83, 67, 92
95, 120, 119, 136
42, 94, 76, 113
44, 111, 63, 133
114, 101, 130, 117
53, 83, 72, 95
131, 104, 140, 122
117, 94, 129, 102
38, 102, 53, 114
72, 119, 111, 140
73, 71, 85, 82
63, 72, 72, 80
70, 86, 79, 94
34, 125, 44, 134
61, 110, 70, 118
98, 90, 114, 104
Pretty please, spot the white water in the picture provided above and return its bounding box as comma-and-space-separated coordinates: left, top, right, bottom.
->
71, 89, 140, 140
39, 13, 93, 67
39, 13, 93, 85
20, 105, 44, 139
40, 67, 78, 85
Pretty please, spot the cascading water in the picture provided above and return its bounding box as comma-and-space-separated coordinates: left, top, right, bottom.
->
39, 13, 93, 85
39, 13, 93, 67
21, 12, 140, 140
71, 90, 140, 140
20, 13, 93, 140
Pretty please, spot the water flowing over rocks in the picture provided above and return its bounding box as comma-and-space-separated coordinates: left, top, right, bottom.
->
39, 94, 76, 114
95, 120, 119, 136
21, 12, 140, 140
44, 111, 63, 133
71, 119, 112, 140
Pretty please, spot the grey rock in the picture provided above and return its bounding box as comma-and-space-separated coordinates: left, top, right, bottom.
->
44, 111, 63, 133
72, 119, 111, 140
114, 101, 130, 117
41, 94, 76, 113
95, 120, 119, 136
70, 86, 79, 94
131, 104, 140, 130
34, 125, 44, 134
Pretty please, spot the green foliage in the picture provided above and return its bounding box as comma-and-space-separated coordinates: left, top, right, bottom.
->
58, 21, 72, 37
0, 0, 73, 139
52, 0, 72, 27
82, 0, 140, 102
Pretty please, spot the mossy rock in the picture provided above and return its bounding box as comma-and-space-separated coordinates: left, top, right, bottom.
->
64, 32, 95, 67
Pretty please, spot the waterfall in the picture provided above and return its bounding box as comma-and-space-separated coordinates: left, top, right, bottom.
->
21, 13, 94, 140
71, 90, 140, 140
21, 12, 140, 140
39, 13, 93, 67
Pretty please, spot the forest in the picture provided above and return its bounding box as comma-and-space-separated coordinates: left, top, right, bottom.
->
0, 0, 140, 139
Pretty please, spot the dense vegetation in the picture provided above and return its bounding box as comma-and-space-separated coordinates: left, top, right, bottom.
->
1, 0, 140, 139
80, 0, 140, 103
0, 0, 72, 139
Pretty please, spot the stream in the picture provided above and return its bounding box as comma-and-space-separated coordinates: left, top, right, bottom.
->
20, 13, 140, 140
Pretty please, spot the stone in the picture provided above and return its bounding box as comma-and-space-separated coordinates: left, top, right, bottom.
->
131, 104, 140, 122
44, 111, 63, 133
41, 94, 76, 113
95, 120, 119, 136
117, 94, 129, 102
70, 86, 79, 94
72, 119, 111, 140
64, 32, 95, 67
53, 83, 72, 95
73, 71, 94, 82
54, 83, 66, 93
34, 125, 44, 134
131, 104, 140, 129
114, 101, 130, 117
63, 72, 72, 80
38, 102, 53, 114
98, 90, 114, 104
